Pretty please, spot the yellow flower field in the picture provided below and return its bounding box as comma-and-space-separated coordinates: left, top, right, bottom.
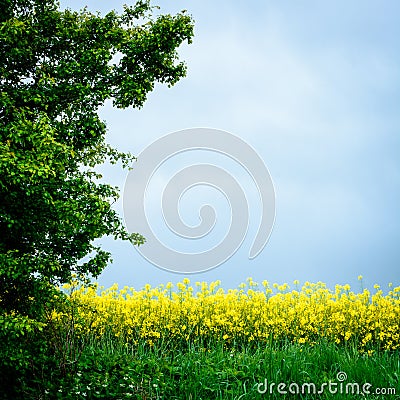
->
59, 278, 400, 352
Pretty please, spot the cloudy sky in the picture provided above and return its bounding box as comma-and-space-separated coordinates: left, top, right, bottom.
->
60, 0, 400, 291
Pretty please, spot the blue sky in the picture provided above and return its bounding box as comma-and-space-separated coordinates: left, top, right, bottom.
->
60, 0, 400, 291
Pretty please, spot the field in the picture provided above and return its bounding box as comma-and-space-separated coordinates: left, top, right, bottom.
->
33, 278, 399, 400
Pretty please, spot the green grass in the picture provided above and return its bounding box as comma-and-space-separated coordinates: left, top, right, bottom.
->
39, 336, 399, 400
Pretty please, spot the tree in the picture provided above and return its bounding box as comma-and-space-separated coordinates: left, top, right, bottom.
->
0, 0, 193, 394
0, 0, 193, 319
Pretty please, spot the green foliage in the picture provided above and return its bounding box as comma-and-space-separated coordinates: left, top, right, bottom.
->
0, 0, 193, 395
16, 337, 400, 399
0, 312, 50, 399
0, 0, 193, 310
